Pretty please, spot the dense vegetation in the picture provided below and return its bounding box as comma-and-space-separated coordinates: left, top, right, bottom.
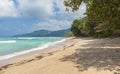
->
64, 0, 120, 38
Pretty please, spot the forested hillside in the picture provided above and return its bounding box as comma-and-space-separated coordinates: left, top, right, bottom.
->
14, 29, 70, 37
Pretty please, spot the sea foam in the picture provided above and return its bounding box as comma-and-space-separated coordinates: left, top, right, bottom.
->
0, 40, 16, 44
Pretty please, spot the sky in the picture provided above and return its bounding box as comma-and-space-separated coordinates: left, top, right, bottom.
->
0, 0, 86, 36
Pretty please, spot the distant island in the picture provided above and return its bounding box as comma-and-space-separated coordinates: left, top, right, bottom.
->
14, 28, 70, 37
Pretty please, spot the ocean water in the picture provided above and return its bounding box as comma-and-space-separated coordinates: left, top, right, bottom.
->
0, 37, 65, 60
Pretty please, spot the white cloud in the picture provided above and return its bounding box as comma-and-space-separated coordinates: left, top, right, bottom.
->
17, 0, 54, 19
0, 0, 18, 17
32, 1, 86, 31
0, 0, 86, 33
0, 0, 55, 18
34, 19, 72, 31
0, 0, 86, 19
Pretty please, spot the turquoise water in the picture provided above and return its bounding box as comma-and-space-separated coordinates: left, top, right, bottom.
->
0, 37, 63, 56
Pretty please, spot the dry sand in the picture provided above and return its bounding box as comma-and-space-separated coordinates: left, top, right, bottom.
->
0, 37, 120, 74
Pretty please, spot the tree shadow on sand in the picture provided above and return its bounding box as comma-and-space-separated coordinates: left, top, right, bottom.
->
60, 38, 120, 74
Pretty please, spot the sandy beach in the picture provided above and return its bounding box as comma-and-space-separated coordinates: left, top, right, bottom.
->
0, 37, 120, 74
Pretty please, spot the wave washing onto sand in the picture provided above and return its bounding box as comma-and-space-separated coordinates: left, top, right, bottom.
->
0, 39, 66, 60
17, 37, 37, 40
16, 37, 61, 40
0, 40, 16, 44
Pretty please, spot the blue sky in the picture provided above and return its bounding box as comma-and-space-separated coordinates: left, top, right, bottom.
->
0, 0, 86, 36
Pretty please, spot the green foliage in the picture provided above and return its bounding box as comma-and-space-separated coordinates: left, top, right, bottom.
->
71, 19, 81, 36
71, 17, 116, 38
64, 32, 74, 37
94, 30, 112, 38
71, 17, 93, 37
64, 0, 120, 38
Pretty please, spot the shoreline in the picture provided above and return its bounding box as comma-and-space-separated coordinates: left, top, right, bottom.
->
0, 37, 120, 74
0, 37, 73, 66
